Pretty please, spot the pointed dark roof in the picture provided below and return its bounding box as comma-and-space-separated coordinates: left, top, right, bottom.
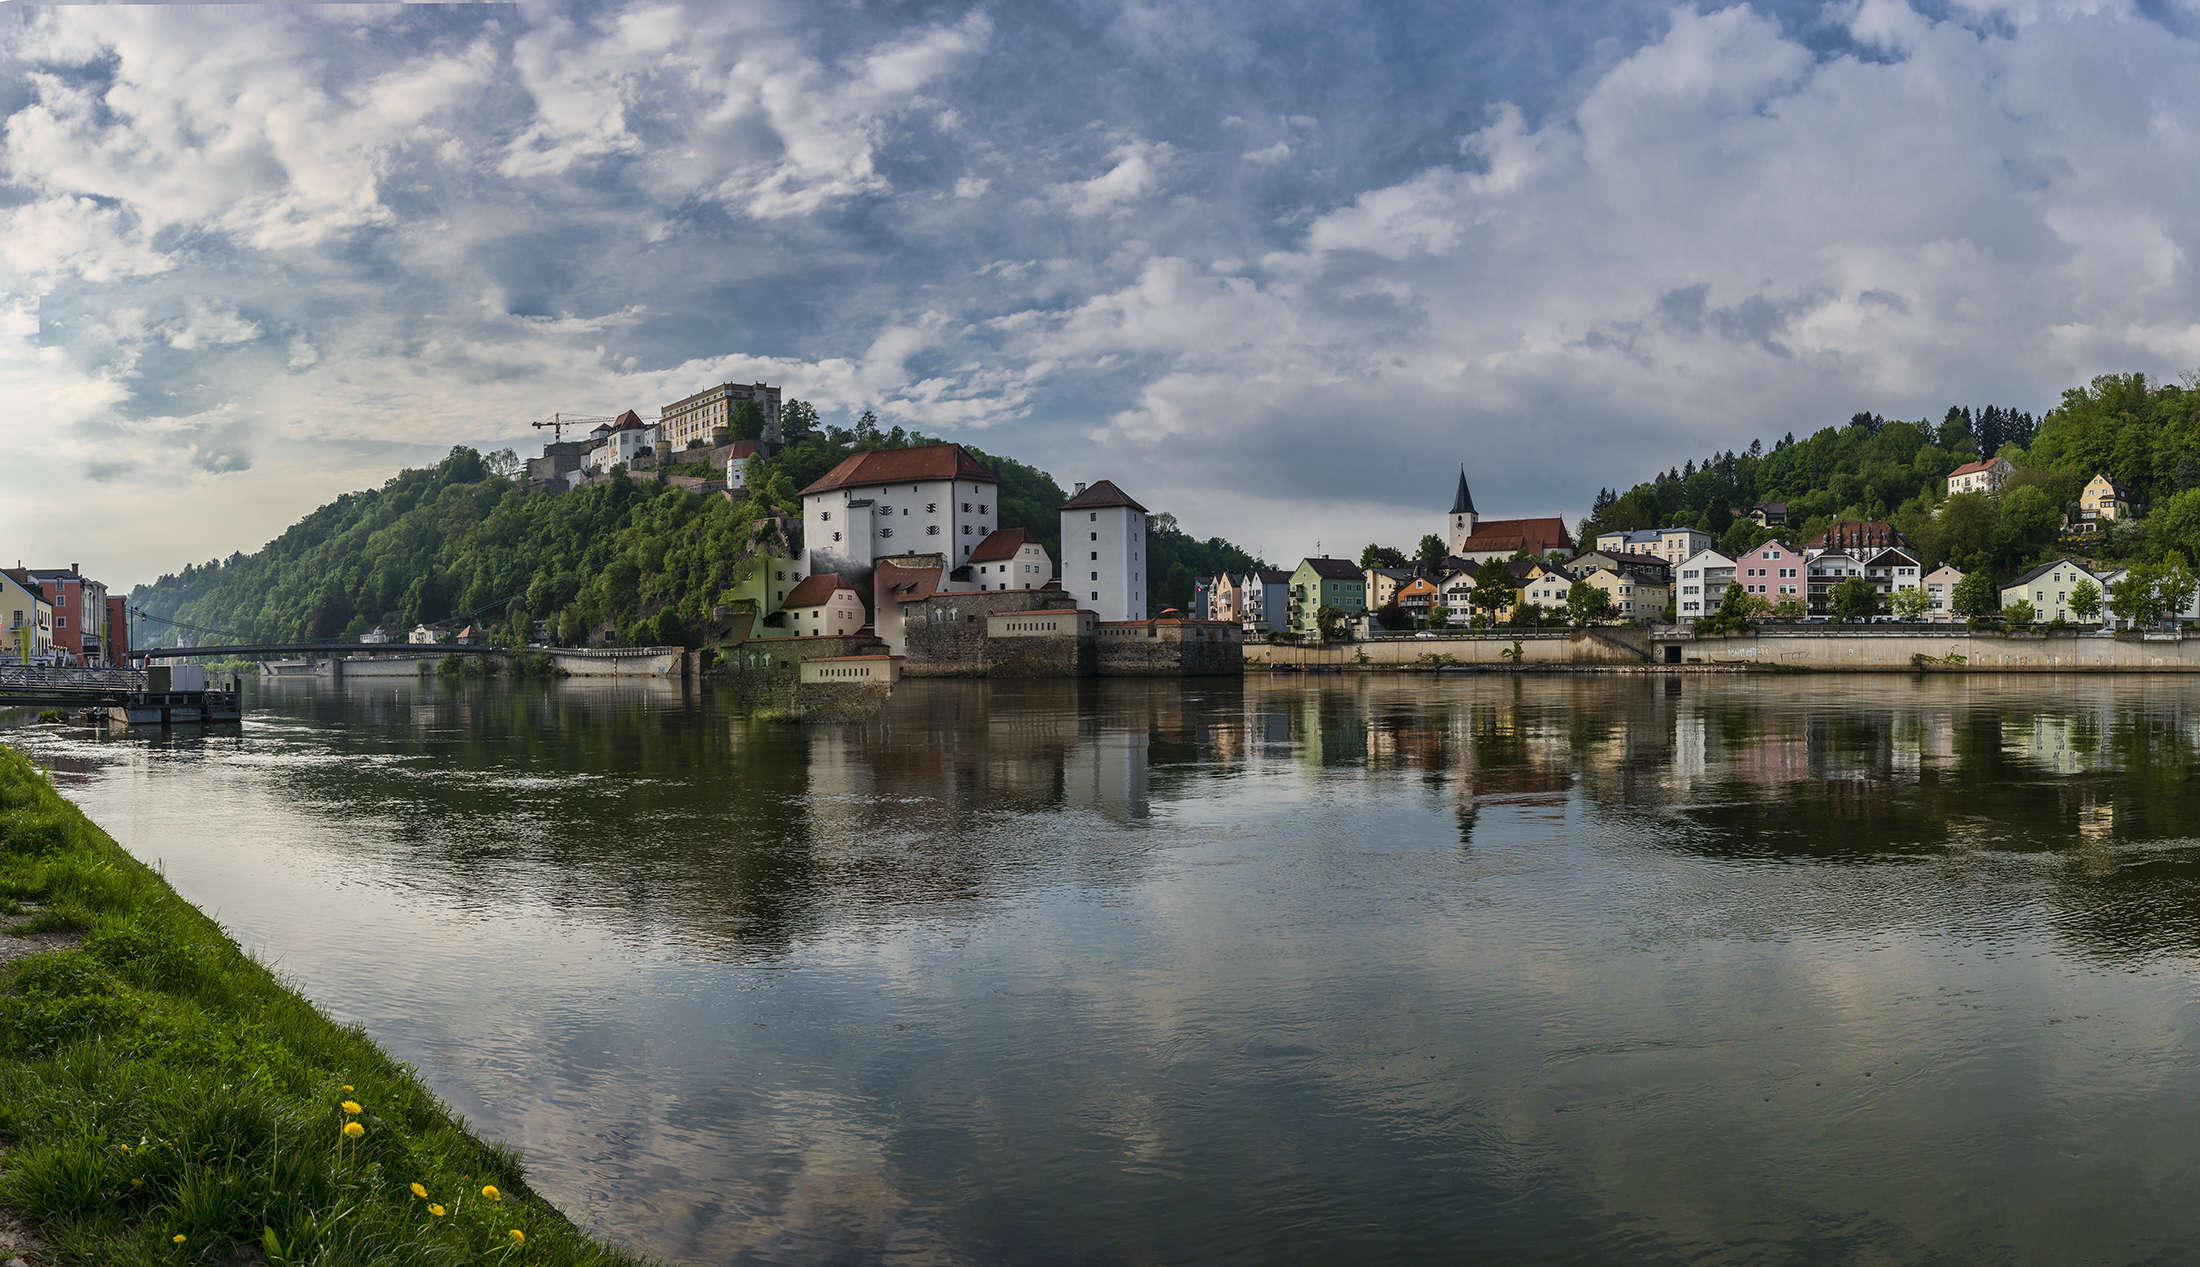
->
1450, 467, 1476, 515
1061, 479, 1147, 512
969, 527, 1039, 564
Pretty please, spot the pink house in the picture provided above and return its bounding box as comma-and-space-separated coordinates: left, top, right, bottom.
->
1734, 540, 1804, 602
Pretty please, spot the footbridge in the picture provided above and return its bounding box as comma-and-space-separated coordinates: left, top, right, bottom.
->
135, 642, 504, 661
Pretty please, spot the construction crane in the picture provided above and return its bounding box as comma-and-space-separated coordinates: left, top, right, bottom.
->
529, 412, 616, 443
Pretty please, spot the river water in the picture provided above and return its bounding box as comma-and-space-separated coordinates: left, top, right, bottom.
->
18, 673, 2200, 1263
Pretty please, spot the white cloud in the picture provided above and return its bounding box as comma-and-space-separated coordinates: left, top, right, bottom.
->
165, 301, 262, 351
1048, 140, 1171, 217
1244, 140, 1291, 165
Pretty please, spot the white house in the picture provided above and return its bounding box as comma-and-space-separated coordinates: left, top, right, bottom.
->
585, 410, 657, 474
1522, 566, 1574, 614
800, 443, 999, 577
781, 574, 867, 637
1061, 479, 1147, 622
408, 625, 442, 644
1922, 565, 1965, 622
1946, 456, 2013, 497
1862, 547, 1922, 600
967, 528, 1052, 593
1675, 549, 1737, 620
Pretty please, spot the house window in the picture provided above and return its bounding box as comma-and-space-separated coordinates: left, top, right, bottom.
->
963, 525, 972, 535
819, 510, 831, 522
962, 502, 971, 512
926, 503, 937, 513
1091, 573, 1099, 581
1091, 552, 1098, 561
1092, 591, 1100, 600
1089, 513, 1097, 522
979, 504, 989, 514
880, 527, 893, 538
928, 526, 939, 536
832, 532, 842, 543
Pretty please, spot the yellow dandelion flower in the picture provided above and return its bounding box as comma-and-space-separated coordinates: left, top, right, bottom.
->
410, 1181, 428, 1198
507, 1229, 525, 1243
132, 1179, 144, 1188
429, 1203, 446, 1217
342, 1121, 365, 1139
481, 1184, 501, 1201
172, 1234, 187, 1244
342, 1084, 354, 1092
119, 1143, 131, 1153
340, 1100, 363, 1115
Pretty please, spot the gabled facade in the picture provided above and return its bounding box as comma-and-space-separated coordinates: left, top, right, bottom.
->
1862, 547, 1922, 598
872, 555, 943, 654
802, 443, 1000, 576
1733, 541, 1804, 603
1922, 565, 1965, 622
585, 410, 657, 474
1522, 567, 1574, 614
968, 528, 1051, 593
2080, 473, 2134, 523
1805, 551, 1861, 614
1581, 565, 1667, 621
1675, 549, 1737, 620
1394, 577, 1440, 620
1946, 456, 2013, 497
2001, 559, 2102, 624
1243, 570, 1293, 633
1749, 502, 1787, 527
782, 574, 867, 637
1289, 557, 1366, 635
1803, 520, 1907, 558
1061, 479, 1148, 622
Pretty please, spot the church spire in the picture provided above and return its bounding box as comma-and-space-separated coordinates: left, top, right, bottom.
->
1450, 466, 1476, 516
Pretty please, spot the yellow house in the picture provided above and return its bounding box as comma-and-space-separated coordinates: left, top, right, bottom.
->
1582, 565, 1670, 622
2081, 473, 2134, 522
0, 570, 54, 664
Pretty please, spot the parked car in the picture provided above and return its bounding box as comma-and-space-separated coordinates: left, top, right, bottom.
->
1414, 630, 1437, 639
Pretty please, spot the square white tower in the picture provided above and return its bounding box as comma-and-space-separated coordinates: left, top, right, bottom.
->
1061, 480, 1148, 622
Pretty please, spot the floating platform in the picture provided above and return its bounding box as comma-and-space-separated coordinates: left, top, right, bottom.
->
105, 689, 243, 727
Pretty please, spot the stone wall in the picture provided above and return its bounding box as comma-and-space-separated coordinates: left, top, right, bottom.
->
547, 647, 684, 677
1674, 628, 2200, 671
905, 590, 1082, 677
1245, 628, 1650, 669
729, 634, 887, 680
1095, 620, 1245, 676
986, 610, 1095, 678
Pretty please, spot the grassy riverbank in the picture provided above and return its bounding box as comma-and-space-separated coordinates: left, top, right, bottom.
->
0, 744, 651, 1265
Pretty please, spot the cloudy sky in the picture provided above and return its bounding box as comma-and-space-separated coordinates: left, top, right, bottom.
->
7, 0, 2200, 585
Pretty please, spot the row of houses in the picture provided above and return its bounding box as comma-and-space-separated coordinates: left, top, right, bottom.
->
0, 563, 130, 667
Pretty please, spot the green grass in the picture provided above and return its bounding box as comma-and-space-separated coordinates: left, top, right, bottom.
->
0, 744, 655, 1266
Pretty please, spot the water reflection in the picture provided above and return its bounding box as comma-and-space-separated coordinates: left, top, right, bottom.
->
21, 673, 2200, 1263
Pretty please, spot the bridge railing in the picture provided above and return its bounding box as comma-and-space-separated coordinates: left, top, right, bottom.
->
0, 665, 147, 691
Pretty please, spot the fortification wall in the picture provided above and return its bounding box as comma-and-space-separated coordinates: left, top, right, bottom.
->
1095, 621, 1244, 676
905, 590, 1081, 677
729, 635, 884, 680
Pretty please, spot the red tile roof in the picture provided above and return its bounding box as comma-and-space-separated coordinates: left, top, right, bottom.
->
873, 560, 942, 603
799, 443, 996, 496
1947, 458, 2006, 477
1457, 517, 1573, 556
783, 574, 855, 608
1061, 480, 1147, 512
969, 527, 1038, 564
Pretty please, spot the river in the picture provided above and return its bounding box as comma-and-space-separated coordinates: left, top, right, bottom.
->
17, 672, 2200, 1264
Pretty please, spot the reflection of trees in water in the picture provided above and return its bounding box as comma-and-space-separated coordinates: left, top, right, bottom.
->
156, 673, 2200, 966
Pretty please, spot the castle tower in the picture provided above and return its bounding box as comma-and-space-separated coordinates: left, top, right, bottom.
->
1447, 466, 1478, 556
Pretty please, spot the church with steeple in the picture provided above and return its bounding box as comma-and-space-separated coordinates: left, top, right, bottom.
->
1443, 466, 1574, 564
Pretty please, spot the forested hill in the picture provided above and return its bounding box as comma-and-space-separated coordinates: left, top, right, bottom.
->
1581, 373, 2200, 580
129, 412, 1265, 648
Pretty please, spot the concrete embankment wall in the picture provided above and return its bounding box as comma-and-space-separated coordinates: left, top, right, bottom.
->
1680, 629, 2200, 671
547, 647, 683, 677
318, 656, 437, 678
1247, 628, 1651, 668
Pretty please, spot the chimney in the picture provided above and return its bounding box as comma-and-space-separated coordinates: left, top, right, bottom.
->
1074, 482, 1087, 495
71, 563, 80, 576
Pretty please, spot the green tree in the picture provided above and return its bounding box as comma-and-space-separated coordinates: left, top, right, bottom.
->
1890, 585, 1932, 622
2068, 578, 2102, 624
2006, 598, 2036, 626
1417, 534, 1450, 573
1829, 576, 1880, 622
1315, 604, 1351, 641
2109, 567, 2156, 628
1470, 558, 1515, 621
1565, 579, 1612, 628
1700, 581, 1753, 632
1359, 543, 1403, 570
1428, 603, 1450, 629
780, 398, 820, 442
2158, 559, 2197, 625
1952, 572, 1999, 622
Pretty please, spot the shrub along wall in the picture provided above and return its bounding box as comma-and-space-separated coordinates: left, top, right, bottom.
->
0, 745, 650, 1265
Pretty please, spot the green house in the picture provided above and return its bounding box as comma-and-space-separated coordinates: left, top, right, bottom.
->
1290, 557, 1368, 635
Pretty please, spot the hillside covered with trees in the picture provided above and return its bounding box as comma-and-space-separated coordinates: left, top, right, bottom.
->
1581, 372, 2200, 583
129, 407, 1264, 648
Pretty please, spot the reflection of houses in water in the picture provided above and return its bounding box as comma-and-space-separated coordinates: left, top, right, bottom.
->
2001, 712, 2116, 777
1063, 727, 1150, 822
